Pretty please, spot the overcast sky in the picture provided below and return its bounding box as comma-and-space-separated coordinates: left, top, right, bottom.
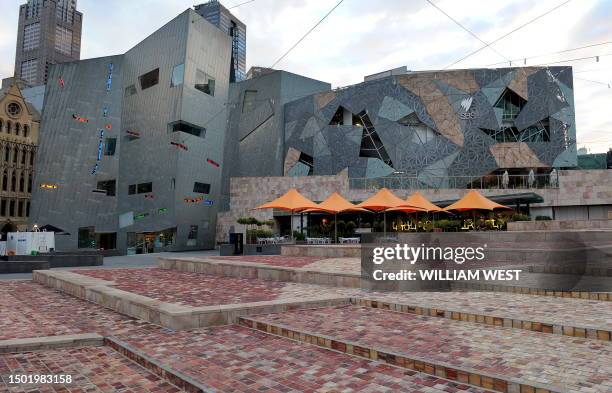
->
0, 0, 610, 152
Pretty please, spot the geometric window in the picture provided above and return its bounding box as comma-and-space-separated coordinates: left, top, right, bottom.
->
104, 138, 117, 156
137, 182, 152, 194
96, 180, 116, 196
195, 69, 215, 96
329, 106, 346, 125
193, 182, 211, 194
139, 68, 159, 90
129, 182, 153, 195
298, 152, 314, 175
494, 88, 526, 122
169, 121, 205, 138
480, 118, 550, 143
170, 63, 185, 87
521, 118, 551, 142
125, 84, 137, 97
355, 110, 393, 166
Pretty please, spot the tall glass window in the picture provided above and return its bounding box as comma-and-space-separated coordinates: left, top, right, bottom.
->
170, 63, 184, 87
55, 25, 73, 55
22, 23, 40, 51
20, 59, 38, 85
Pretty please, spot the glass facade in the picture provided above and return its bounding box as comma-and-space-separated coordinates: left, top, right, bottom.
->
55, 25, 73, 55
20, 59, 38, 85
170, 63, 185, 87
22, 22, 40, 51
194, 1, 246, 82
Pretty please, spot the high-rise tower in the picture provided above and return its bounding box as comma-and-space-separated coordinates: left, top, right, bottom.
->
14, 0, 82, 86
194, 0, 246, 82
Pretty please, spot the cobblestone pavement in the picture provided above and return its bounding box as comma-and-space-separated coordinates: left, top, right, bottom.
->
117, 323, 490, 393
0, 346, 181, 392
198, 256, 612, 330
0, 280, 145, 340
247, 305, 612, 392
73, 268, 342, 307
71, 267, 612, 330
0, 280, 491, 392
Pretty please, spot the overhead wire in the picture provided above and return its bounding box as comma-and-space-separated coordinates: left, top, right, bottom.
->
424, 0, 510, 63
484, 41, 612, 67
195, 0, 345, 131
444, 0, 572, 69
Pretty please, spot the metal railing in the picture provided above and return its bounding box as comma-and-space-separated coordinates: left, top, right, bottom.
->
349, 173, 559, 190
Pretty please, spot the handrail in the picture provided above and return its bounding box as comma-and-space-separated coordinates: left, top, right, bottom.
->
349, 173, 559, 190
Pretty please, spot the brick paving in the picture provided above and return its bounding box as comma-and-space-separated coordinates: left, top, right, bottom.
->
73, 268, 331, 307
117, 324, 490, 393
0, 346, 180, 392
0, 280, 145, 341
1, 280, 492, 392
72, 266, 612, 330
247, 305, 612, 392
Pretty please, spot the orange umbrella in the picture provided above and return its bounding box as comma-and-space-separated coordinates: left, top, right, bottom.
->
387, 191, 443, 233
311, 192, 367, 213
444, 190, 512, 231
256, 188, 318, 211
444, 190, 511, 212
255, 188, 319, 241
304, 192, 368, 243
357, 188, 417, 211
357, 188, 423, 237
388, 191, 443, 213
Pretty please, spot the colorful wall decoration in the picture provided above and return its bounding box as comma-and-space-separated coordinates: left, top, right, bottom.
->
184, 196, 204, 203
91, 129, 104, 175
106, 63, 114, 92
72, 114, 89, 123
171, 141, 188, 151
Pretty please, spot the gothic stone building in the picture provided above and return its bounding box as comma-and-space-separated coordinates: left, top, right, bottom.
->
0, 82, 39, 234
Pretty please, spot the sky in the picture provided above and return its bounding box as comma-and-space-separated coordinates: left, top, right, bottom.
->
0, 0, 611, 152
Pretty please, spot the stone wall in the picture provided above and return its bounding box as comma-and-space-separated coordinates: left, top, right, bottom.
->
215, 170, 349, 242
508, 219, 612, 231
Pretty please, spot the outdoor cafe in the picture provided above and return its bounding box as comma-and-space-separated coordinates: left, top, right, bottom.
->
248, 187, 521, 245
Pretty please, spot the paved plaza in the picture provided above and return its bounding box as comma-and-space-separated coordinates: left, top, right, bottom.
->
1, 252, 610, 392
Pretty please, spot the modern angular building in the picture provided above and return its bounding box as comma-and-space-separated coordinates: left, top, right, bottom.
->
195, 0, 247, 82
29, 9, 232, 253
216, 66, 587, 241
219, 70, 331, 210
282, 67, 576, 187
14, 0, 82, 86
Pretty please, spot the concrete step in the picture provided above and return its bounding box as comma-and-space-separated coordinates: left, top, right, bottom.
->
240, 305, 612, 393
452, 270, 612, 299
351, 296, 612, 341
